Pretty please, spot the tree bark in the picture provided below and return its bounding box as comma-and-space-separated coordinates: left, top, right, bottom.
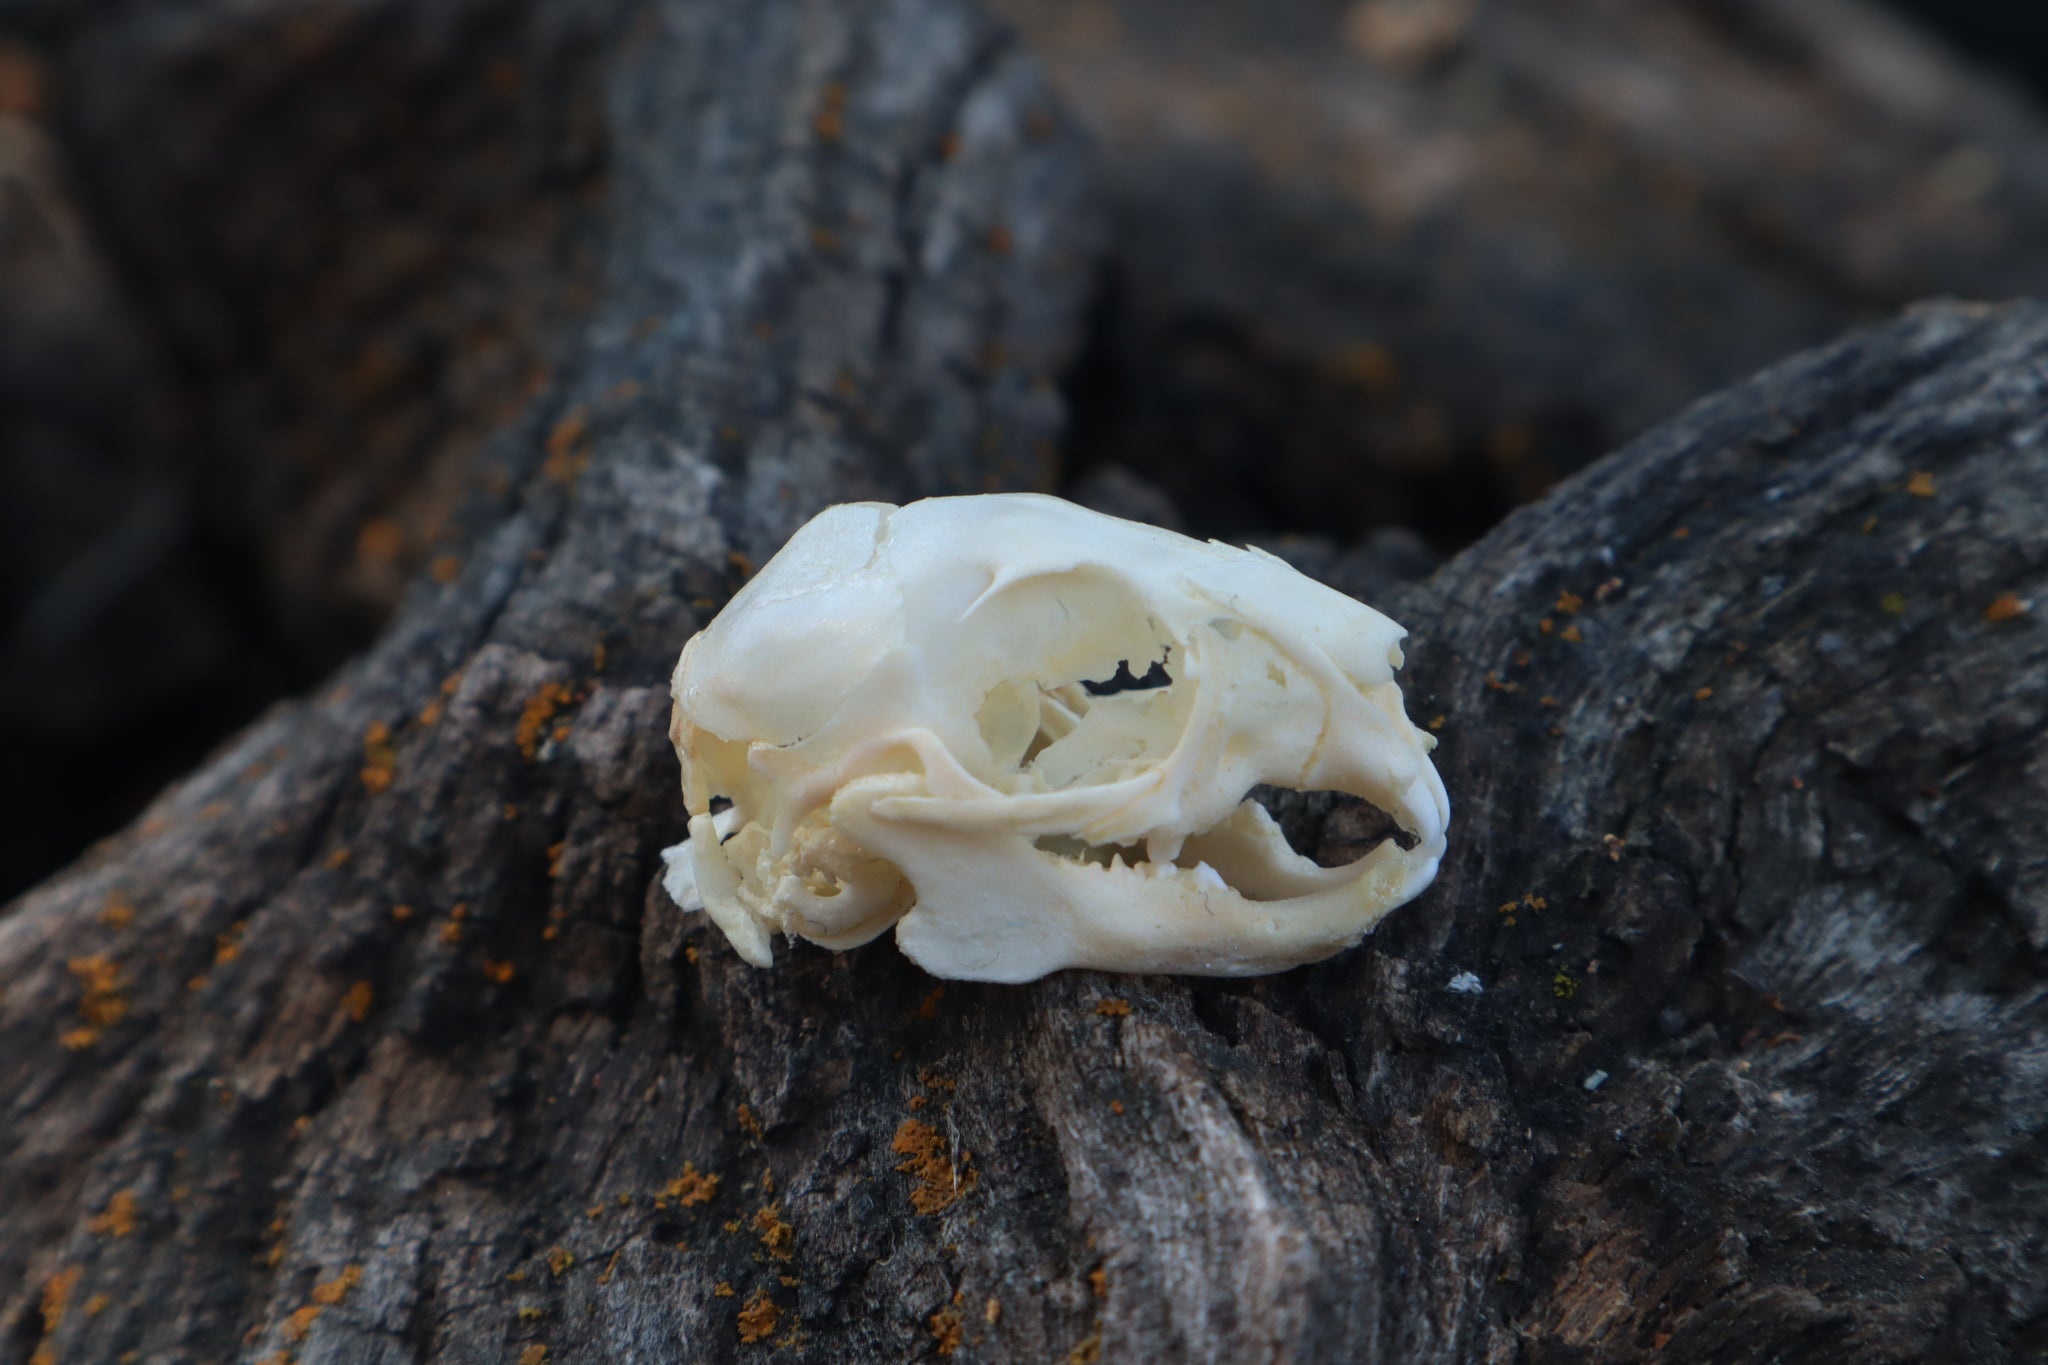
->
5, 2, 2048, 1364
992, 0, 2048, 548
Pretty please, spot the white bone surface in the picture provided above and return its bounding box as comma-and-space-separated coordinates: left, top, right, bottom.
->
663, 493, 1450, 981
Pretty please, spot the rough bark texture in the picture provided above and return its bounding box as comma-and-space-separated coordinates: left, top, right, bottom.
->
11, 0, 2048, 903
992, 0, 2048, 547
5, 2, 2048, 1364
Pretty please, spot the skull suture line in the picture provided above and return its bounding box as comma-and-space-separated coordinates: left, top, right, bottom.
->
662, 494, 1449, 982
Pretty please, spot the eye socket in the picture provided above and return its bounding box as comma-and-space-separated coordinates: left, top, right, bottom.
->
1080, 656, 1172, 697
975, 650, 1176, 775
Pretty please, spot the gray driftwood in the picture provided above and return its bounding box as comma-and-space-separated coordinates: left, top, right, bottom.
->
5, 1, 2048, 1362
993, 0, 2048, 546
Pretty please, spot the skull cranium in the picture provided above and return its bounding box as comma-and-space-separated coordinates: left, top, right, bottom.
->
663, 493, 1449, 981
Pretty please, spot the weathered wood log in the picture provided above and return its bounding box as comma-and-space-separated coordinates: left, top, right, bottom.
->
992, 0, 2048, 551
5, 1, 2048, 1362
11, 0, 2048, 907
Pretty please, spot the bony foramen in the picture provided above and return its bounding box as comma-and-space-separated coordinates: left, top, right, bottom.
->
662, 494, 1449, 982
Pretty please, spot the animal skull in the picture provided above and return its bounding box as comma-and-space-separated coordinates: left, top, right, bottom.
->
663, 493, 1449, 981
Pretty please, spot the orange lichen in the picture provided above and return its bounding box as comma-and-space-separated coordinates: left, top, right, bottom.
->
547, 842, 567, 878
1497, 892, 1549, 928
41, 1265, 81, 1331
1094, 999, 1131, 1018
1986, 593, 2028, 623
84, 1293, 110, 1315
431, 554, 461, 584
1088, 1266, 1108, 1299
69, 954, 126, 1028
1906, 470, 1936, 498
728, 550, 757, 578
737, 1103, 764, 1140
1560, 624, 1583, 643
98, 896, 135, 929
736, 1289, 780, 1344
438, 921, 463, 947
931, 1306, 965, 1355
546, 1247, 575, 1277
1694, 686, 1714, 702
391, 904, 415, 924
285, 1304, 322, 1341
483, 959, 516, 985
985, 1297, 1001, 1325
87, 1189, 137, 1237
543, 407, 591, 485
518, 1347, 549, 1365
914, 986, 945, 1019
1603, 835, 1626, 862
343, 981, 373, 1023
714, 1281, 736, 1298
516, 682, 577, 760
1069, 1332, 1103, 1364
666, 1163, 721, 1207
753, 1205, 794, 1259
893, 1118, 975, 1214
214, 923, 246, 964
325, 847, 352, 870
360, 721, 397, 795
1554, 590, 1583, 615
